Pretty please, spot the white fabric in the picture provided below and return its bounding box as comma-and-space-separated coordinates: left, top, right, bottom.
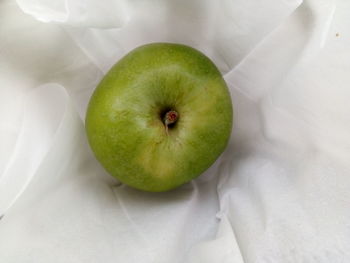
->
0, 0, 350, 262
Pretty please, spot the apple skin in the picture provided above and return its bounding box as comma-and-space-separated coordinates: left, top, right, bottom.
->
85, 43, 233, 192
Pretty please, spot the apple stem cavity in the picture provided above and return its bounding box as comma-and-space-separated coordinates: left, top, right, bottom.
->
163, 110, 179, 134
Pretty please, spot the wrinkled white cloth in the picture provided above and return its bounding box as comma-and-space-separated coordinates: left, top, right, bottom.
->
0, 0, 350, 262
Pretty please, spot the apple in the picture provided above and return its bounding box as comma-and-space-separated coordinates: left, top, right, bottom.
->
85, 43, 233, 192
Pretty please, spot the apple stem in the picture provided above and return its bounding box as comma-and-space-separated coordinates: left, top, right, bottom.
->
163, 110, 179, 134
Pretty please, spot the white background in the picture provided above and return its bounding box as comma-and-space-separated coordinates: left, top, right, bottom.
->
0, 0, 349, 262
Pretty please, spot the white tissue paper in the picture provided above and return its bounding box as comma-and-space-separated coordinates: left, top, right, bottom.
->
0, 0, 350, 262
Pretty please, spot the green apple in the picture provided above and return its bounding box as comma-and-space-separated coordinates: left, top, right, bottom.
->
85, 43, 233, 192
